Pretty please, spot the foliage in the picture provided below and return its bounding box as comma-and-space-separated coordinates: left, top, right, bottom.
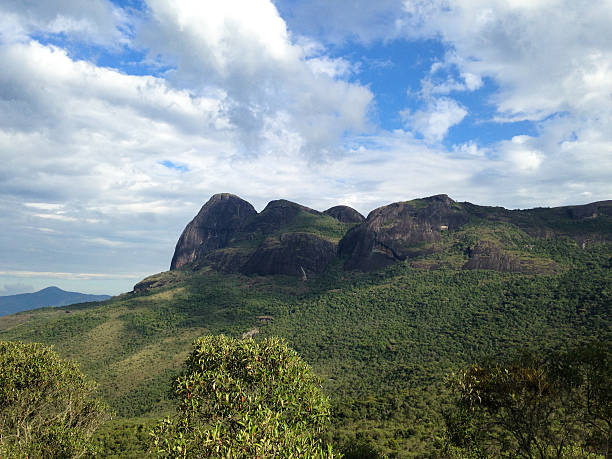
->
91, 417, 157, 458
0, 227, 609, 457
445, 342, 611, 458
151, 335, 335, 458
0, 340, 110, 458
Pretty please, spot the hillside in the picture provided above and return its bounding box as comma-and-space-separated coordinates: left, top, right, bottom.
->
0, 286, 111, 317
0, 194, 610, 457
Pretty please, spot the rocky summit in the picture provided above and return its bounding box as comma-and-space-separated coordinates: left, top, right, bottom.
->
169, 194, 359, 278
170, 193, 257, 270
168, 193, 612, 280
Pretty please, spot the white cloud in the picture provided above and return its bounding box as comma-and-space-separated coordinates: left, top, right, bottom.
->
24, 203, 64, 211
139, 0, 373, 156
403, 97, 468, 142
0, 0, 126, 45
499, 136, 543, 173
306, 56, 357, 79
428, 1, 612, 123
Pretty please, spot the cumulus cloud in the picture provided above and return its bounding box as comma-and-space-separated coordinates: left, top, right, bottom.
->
498, 136, 543, 173
139, 0, 373, 156
419, 0, 612, 122
0, 0, 126, 45
1, 0, 611, 295
402, 97, 467, 142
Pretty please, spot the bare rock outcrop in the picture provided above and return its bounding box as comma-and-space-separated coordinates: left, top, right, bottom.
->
339, 194, 470, 270
241, 233, 336, 277
323, 205, 365, 224
170, 193, 256, 270
462, 241, 521, 272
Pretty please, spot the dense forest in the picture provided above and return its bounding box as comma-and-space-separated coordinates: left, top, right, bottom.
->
0, 196, 610, 457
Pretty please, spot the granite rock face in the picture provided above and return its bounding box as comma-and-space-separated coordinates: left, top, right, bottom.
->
170, 193, 257, 270
167, 193, 612, 281
169, 196, 338, 276
323, 205, 365, 224
462, 241, 521, 272
241, 233, 336, 277
339, 195, 470, 270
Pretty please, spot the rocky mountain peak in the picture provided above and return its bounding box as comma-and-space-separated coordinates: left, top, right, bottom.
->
323, 205, 365, 224
170, 193, 257, 270
261, 199, 320, 215
168, 193, 612, 279
340, 195, 470, 270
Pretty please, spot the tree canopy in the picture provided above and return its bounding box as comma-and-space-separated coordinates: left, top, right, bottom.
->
152, 334, 335, 458
0, 340, 109, 458
445, 342, 611, 458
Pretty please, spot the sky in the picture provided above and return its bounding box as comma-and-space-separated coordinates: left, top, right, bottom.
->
1, 0, 611, 296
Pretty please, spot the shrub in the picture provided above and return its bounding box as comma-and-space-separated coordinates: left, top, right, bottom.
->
152, 334, 336, 458
445, 342, 611, 458
0, 340, 110, 458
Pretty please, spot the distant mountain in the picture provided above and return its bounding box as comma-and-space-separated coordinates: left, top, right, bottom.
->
0, 286, 110, 316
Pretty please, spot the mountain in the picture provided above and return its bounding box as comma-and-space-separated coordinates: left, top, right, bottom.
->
170, 193, 257, 270
163, 193, 359, 280
0, 286, 111, 317
166, 192, 612, 279
1, 193, 610, 457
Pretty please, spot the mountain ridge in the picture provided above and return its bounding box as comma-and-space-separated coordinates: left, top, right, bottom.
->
0, 286, 111, 317
166, 193, 612, 283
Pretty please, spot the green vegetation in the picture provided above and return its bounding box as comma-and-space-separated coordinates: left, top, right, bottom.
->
279, 210, 354, 242
152, 335, 334, 458
0, 341, 110, 458
0, 212, 610, 456
229, 209, 355, 250
445, 342, 611, 458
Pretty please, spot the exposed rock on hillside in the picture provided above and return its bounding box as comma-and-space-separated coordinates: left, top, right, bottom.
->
323, 205, 365, 224
167, 192, 611, 281
462, 241, 520, 272
170, 193, 257, 270
170, 196, 341, 278
339, 195, 469, 270
241, 233, 336, 277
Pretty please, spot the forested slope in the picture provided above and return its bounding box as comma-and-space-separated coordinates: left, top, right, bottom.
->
0, 195, 610, 456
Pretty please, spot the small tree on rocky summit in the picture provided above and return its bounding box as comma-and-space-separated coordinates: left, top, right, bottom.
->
0, 340, 110, 458
152, 335, 336, 458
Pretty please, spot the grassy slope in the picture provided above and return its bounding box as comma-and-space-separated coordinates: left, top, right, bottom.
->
0, 218, 610, 456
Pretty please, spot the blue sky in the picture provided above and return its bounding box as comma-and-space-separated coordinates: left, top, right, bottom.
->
1, 0, 611, 295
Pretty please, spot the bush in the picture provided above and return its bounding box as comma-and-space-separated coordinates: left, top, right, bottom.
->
152, 334, 336, 458
445, 342, 611, 458
0, 340, 110, 458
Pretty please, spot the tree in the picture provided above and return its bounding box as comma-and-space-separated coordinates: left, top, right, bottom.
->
444, 343, 611, 458
152, 335, 336, 458
0, 340, 110, 458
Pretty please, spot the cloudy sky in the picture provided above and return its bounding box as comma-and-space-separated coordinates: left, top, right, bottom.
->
1, 0, 611, 296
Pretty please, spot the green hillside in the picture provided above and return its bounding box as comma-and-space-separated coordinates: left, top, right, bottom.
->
1, 196, 610, 456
